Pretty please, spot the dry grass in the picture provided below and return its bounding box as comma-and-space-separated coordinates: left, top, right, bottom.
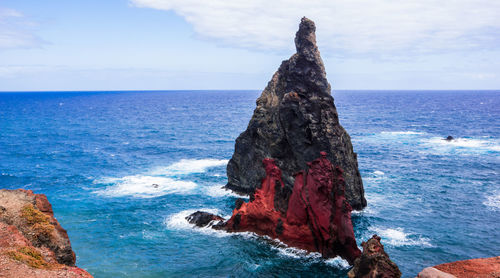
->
20, 204, 55, 239
6, 246, 55, 269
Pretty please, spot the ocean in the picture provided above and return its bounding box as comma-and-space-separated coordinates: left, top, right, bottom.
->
0, 90, 498, 277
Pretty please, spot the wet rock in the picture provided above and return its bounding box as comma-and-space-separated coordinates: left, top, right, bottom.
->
445, 136, 454, 141
348, 235, 401, 278
224, 153, 361, 264
185, 211, 225, 228
225, 17, 366, 210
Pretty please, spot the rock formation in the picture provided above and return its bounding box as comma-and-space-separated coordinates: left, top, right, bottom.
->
226, 17, 366, 210
0, 189, 92, 278
417, 256, 500, 278
188, 153, 362, 264
348, 235, 401, 278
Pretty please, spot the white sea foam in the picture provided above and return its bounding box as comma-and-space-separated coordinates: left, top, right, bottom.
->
270, 239, 349, 268
204, 185, 248, 198
166, 209, 350, 267
422, 137, 500, 153
151, 159, 228, 176
93, 158, 230, 198
373, 170, 385, 176
484, 192, 500, 211
164, 209, 255, 239
380, 131, 425, 135
94, 175, 197, 198
371, 227, 433, 247
325, 257, 350, 268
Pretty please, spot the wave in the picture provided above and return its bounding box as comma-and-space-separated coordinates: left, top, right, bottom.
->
262, 237, 350, 268
421, 137, 500, 154
151, 159, 228, 176
370, 227, 433, 247
380, 131, 425, 135
166, 209, 349, 268
93, 158, 229, 198
325, 257, 350, 268
94, 175, 197, 198
164, 209, 237, 238
484, 192, 500, 211
373, 170, 385, 176
204, 185, 248, 198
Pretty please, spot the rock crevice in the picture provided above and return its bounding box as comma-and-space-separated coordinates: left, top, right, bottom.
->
189, 153, 362, 264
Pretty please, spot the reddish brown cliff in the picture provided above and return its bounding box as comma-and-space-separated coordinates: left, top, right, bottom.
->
418, 256, 500, 278
0, 189, 92, 278
189, 153, 362, 264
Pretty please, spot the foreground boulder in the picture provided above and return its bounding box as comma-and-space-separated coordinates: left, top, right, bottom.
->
417, 256, 500, 278
0, 189, 92, 277
348, 235, 401, 278
189, 153, 362, 264
225, 17, 366, 210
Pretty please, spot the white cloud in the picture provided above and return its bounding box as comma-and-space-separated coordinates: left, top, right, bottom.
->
130, 0, 500, 55
0, 7, 45, 50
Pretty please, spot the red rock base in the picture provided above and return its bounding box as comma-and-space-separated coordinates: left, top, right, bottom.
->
224, 152, 361, 264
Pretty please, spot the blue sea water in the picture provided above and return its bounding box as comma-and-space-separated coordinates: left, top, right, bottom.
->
0, 90, 499, 277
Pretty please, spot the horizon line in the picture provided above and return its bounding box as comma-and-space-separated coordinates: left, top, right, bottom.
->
0, 89, 499, 93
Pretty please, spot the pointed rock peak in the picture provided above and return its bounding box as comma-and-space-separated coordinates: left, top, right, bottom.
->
295, 17, 319, 59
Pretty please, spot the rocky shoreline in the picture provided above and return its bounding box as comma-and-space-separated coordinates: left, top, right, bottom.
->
0, 189, 92, 278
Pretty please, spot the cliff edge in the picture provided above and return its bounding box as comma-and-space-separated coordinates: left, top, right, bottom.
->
417, 256, 500, 278
0, 189, 92, 278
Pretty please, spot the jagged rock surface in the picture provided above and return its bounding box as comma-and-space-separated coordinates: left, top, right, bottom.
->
0, 189, 92, 277
226, 17, 366, 210
348, 235, 401, 278
185, 211, 224, 228
190, 153, 362, 264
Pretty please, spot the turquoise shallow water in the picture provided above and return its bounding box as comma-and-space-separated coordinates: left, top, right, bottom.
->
0, 90, 499, 277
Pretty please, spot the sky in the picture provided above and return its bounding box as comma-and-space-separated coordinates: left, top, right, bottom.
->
0, 0, 499, 91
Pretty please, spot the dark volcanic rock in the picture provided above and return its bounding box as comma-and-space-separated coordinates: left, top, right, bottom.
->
348, 235, 401, 278
225, 17, 366, 210
185, 211, 224, 228
224, 153, 361, 264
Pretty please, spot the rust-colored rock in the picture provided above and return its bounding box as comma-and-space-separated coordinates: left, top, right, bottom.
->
417, 256, 500, 278
348, 234, 402, 278
190, 153, 362, 264
0, 189, 92, 277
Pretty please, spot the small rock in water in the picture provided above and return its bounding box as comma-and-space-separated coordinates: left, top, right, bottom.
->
445, 136, 454, 141
185, 211, 225, 228
152, 184, 159, 188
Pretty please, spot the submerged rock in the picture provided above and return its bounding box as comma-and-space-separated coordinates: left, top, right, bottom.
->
348, 235, 401, 278
188, 153, 362, 264
0, 189, 92, 277
225, 17, 366, 210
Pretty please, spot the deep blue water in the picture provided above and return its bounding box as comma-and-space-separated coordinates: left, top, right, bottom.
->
0, 90, 499, 277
